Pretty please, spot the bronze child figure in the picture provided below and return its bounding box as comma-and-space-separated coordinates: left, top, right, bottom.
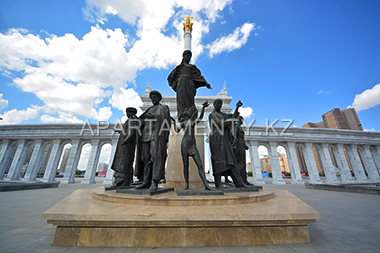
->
175, 102, 212, 190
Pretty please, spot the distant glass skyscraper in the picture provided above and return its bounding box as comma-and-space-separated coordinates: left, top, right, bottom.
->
303, 108, 363, 131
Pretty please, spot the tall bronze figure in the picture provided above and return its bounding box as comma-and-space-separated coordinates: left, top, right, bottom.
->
136, 91, 171, 191
175, 101, 212, 190
167, 50, 212, 121
111, 107, 140, 186
232, 115, 252, 185
209, 99, 246, 188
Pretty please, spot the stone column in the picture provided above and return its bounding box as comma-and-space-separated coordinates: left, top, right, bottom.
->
61, 139, 81, 184
0, 139, 11, 179
286, 142, 304, 185
361, 145, 380, 182
349, 144, 368, 183
336, 144, 355, 183
320, 143, 340, 184
82, 139, 101, 184
268, 142, 285, 185
370, 146, 380, 175
184, 30, 191, 51
103, 138, 118, 185
248, 141, 265, 185
42, 139, 62, 183
22, 139, 43, 181
303, 143, 322, 184
5, 139, 27, 181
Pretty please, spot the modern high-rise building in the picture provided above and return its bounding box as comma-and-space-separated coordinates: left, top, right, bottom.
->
303, 108, 363, 131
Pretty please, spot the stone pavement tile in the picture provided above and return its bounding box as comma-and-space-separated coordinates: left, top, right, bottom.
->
265, 245, 295, 252
246, 246, 272, 253
135, 248, 164, 253
225, 246, 250, 253
202, 247, 227, 253
38, 246, 72, 253
110, 247, 137, 253
62, 247, 113, 253
179, 247, 205, 252
287, 244, 319, 253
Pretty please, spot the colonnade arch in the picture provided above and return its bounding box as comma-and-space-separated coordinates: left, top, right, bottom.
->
1, 124, 380, 185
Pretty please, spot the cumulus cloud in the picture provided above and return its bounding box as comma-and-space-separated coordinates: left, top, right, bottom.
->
40, 113, 84, 124
207, 22, 255, 57
349, 83, 380, 111
0, 94, 9, 109
238, 106, 253, 118
0, 0, 255, 124
0, 105, 40, 124
109, 88, 143, 115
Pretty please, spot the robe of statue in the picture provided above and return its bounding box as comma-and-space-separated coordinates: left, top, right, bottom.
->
111, 115, 139, 186
233, 123, 249, 184
138, 103, 171, 182
167, 63, 209, 120
208, 110, 236, 176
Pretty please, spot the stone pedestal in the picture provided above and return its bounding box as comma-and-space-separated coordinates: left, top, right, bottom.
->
42, 187, 321, 247
165, 132, 205, 189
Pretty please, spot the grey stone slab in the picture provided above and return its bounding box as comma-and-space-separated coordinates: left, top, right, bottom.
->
265, 245, 295, 252
287, 244, 319, 253
111, 248, 137, 253
225, 246, 250, 253
176, 188, 224, 196
246, 246, 273, 253
202, 247, 227, 253
116, 187, 174, 195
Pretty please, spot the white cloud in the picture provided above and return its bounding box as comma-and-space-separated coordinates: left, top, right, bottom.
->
109, 88, 143, 115
0, 0, 254, 124
349, 83, 380, 111
258, 145, 268, 158
238, 106, 253, 118
316, 90, 331, 95
207, 22, 255, 57
364, 128, 376, 132
0, 105, 40, 124
0, 94, 9, 109
40, 113, 84, 124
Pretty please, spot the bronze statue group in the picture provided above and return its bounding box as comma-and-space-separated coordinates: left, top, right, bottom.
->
111, 50, 252, 192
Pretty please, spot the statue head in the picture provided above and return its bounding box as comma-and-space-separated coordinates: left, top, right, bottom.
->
237, 115, 244, 125
182, 50, 192, 64
213, 99, 223, 111
149, 90, 162, 105
126, 107, 137, 118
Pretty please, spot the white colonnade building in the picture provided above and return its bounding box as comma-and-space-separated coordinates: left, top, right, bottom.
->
1, 88, 380, 185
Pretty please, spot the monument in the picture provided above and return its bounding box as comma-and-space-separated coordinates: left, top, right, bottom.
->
42, 17, 321, 247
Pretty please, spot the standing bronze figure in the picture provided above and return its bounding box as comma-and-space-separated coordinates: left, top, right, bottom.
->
167, 50, 212, 121
111, 107, 140, 186
136, 91, 171, 191
209, 99, 246, 188
175, 101, 212, 190
232, 115, 252, 185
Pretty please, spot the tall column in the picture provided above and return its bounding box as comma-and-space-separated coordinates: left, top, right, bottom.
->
61, 139, 81, 184
336, 144, 355, 183
361, 145, 380, 182
248, 141, 265, 185
286, 142, 304, 185
0, 139, 11, 179
82, 139, 101, 184
103, 138, 118, 185
42, 139, 62, 183
303, 143, 322, 184
184, 30, 192, 51
349, 145, 368, 182
370, 146, 380, 175
320, 143, 340, 184
22, 139, 43, 181
5, 139, 27, 181
268, 142, 285, 185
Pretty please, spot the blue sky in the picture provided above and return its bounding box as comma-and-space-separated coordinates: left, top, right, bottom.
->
1, 0, 379, 131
